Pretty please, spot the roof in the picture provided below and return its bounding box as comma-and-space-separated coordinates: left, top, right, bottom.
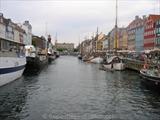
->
107, 56, 121, 63
148, 14, 160, 22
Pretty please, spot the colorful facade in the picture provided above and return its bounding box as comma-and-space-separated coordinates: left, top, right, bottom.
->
155, 19, 160, 48
108, 27, 127, 50
96, 33, 105, 51
135, 27, 144, 52
144, 15, 160, 50
102, 35, 109, 50
108, 27, 119, 50
119, 28, 128, 50
127, 16, 146, 51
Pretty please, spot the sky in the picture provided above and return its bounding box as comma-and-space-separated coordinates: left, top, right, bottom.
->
0, 0, 160, 46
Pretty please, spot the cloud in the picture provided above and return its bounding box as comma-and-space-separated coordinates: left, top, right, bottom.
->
1, 0, 159, 46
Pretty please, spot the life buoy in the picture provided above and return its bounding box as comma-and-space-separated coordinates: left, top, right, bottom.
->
143, 63, 148, 69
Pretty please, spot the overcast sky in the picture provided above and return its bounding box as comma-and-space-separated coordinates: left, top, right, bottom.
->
1, 0, 160, 46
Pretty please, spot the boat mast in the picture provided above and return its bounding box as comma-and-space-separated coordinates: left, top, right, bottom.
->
55, 32, 57, 50
95, 27, 99, 52
114, 0, 118, 51
0, 0, 2, 12
78, 35, 81, 54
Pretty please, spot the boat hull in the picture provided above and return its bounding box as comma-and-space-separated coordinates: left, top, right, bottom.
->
24, 56, 48, 73
140, 69, 160, 87
90, 57, 103, 64
103, 63, 125, 70
0, 57, 26, 86
48, 55, 55, 63
78, 55, 82, 60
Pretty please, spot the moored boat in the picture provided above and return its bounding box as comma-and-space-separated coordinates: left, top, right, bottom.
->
103, 56, 125, 71
0, 40, 26, 86
78, 54, 82, 60
24, 45, 48, 73
140, 68, 160, 87
47, 35, 55, 63
90, 56, 103, 64
0, 14, 27, 86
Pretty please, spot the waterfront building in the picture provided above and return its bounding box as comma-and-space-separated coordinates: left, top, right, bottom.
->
144, 14, 160, 50
96, 32, 106, 51
135, 27, 144, 52
0, 13, 26, 47
108, 27, 125, 50
21, 21, 32, 45
127, 16, 146, 51
108, 27, 117, 50
80, 39, 92, 56
119, 28, 128, 50
102, 35, 109, 51
55, 42, 74, 52
32, 35, 48, 54
135, 16, 146, 52
0, 13, 26, 86
155, 19, 160, 48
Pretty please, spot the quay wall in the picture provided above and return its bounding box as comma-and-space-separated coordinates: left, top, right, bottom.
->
123, 58, 157, 71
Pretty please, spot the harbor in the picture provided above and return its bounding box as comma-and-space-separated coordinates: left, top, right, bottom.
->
0, 56, 160, 120
0, 0, 160, 119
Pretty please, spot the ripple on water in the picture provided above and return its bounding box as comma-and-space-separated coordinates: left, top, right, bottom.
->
0, 56, 160, 120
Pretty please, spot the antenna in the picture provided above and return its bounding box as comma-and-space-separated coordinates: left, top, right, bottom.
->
159, 0, 160, 14
0, 0, 2, 12
115, 0, 118, 28
78, 35, 81, 54
45, 22, 48, 38
54, 32, 57, 49
55, 32, 57, 43
96, 26, 99, 37
95, 27, 99, 52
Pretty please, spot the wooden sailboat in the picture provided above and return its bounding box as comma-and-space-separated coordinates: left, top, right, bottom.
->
103, 0, 125, 70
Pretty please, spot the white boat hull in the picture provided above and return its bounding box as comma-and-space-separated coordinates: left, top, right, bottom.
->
90, 57, 103, 64
103, 63, 125, 70
0, 57, 26, 86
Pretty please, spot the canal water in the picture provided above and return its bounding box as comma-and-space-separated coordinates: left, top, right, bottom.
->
0, 56, 160, 120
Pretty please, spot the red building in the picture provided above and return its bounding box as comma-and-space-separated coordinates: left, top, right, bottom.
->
144, 14, 160, 50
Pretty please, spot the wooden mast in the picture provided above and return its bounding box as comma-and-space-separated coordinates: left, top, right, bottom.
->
114, 0, 118, 51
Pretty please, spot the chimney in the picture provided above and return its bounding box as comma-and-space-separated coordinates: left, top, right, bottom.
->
24, 20, 29, 25
7, 19, 11, 23
0, 13, 3, 17
142, 15, 146, 19
135, 15, 139, 20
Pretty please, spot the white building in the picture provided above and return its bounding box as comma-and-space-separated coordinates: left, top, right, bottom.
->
0, 14, 5, 39
20, 21, 32, 45
0, 13, 26, 47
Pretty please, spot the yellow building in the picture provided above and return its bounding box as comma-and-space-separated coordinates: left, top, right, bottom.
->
55, 43, 74, 51
96, 33, 106, 51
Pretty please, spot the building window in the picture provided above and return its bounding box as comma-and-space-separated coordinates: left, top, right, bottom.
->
156, 38, 160, 45
0, 39, 1, 51
159, 38, 160, 44
2, 40, 10, 50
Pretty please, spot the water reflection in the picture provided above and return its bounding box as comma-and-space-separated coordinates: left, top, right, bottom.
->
0, 56, 160, 120
0, 77, 27, 120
